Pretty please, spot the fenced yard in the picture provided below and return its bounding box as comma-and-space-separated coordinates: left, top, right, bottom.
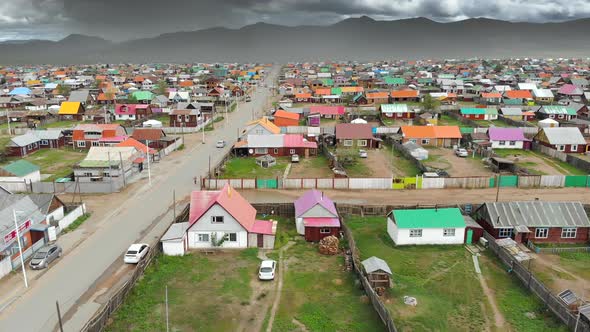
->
219, 157, 289, 179
346, 216, 569, 331
494, 149, 587, 176
0, 148, 86, 182
422, 147, 493, 176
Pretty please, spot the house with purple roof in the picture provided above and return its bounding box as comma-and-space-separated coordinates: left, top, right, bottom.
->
294, 190, 340, 242
488, 127, 530, 150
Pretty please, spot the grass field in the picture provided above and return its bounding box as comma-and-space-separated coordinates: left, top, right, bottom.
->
0, 148, 86, 181
347, 216, 567, 331
493, 149, 586, 175
39, 120, 88, 129
220, 157, 289, 179
107, 249, 260, 332
271, 219, 385, 332
383, 144, 421, 177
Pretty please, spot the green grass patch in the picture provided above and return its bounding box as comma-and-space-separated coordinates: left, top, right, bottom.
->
439, 114, 465, 127
347, 216, 489, 331
480, 253, 568, 332
39, 120, 89, 129
62, 213, 91, 233
492, 149, 586, 175
0, 148, 86, 182
107, 251, 259, 332
383, 144, 421, 176
273, 235, 385, 332
220, 157, 288, 179
213, 116, 224, 123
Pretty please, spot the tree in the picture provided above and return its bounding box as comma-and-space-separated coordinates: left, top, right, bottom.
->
127, 93, 138, 104
494, 64, 505, 73
56, 84, 71, 96
155, 80, 168, 95
342, 94, 354, 106
421, 94, 440, 112
92, 79, 103, 90
335, 149, 360, 169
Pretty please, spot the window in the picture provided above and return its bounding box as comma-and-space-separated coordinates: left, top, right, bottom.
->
255, 129, 263, 135
92, 141, 100, 147
571, 145, 578, 152
358, 140, 367, 147
409, 139, 417, 144
558, 114, 564, 119
557, 145, 565, 151
211, 216, 224, 224
499, 141, 506, 146
77, 141, 86, 148
509, 141, 516, 146
177, 115, 182, 121
561, 228, 577, 239
343, 139, 353, 147
273, 148, 279, 154
103, 172, 110, 177
498, 228, 513, 238
41, 140, 49, 145
409, 229, 422, 237
185, 115, 190, 121
224, 233, 237, 242
421, 139, 430, 145
255, 148, 268, 154
320, 228, 331, 234
289, 149, 296, 154
83, 172, 93, 177
198, 234, 209, 242
535, 228, 549, 238
443, 228, 455, 237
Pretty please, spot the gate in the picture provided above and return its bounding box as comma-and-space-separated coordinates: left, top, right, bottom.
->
256, 178, 278, 189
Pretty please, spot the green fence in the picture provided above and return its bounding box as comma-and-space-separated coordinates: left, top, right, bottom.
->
392, 177, 423, 190
564, 175, 590, 188
256, 178, 278, 189
499, 175, 518, 187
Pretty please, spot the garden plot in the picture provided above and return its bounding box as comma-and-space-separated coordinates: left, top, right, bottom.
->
287, 155, 334, 178
530, 250, 590, 300
493, 149, 586, 175
422, 147, 493, 176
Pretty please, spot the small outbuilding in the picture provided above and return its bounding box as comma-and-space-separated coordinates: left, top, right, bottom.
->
387, 208, 467, 245
161, 222, 188, 256
361, 256, 392, 291
256, 154, 276, 168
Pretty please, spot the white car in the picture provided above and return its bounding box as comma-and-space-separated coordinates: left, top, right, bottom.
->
359, 150, 368, 158
216, 140, 226, 148
124, 243, 150, 264
258, 260, 277, 280
291, 154, 300, 163
455, 148, 469, 157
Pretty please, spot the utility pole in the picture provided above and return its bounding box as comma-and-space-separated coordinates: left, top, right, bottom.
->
146, 140, 151, 186
165, 285, 170, 332
119, 152, 127, 187
202, 117, 205, 144
173, 190, 176, 221
208, 155, 211, 178
56, 301, 64, 332
13, 210, 28, 288
495, 174, 500, 202
107, 152, 113, 193
6, 111, 11, 137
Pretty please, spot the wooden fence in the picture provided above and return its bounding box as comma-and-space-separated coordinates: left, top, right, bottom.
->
484, 232, 590, 332
527, 241, 590, 254
342, 220, 397, 332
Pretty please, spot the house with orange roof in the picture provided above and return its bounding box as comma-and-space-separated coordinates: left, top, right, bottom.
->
72, 124, 127, 149
503, 90, 533, 104
390, 90, 419, 102
480, 92, 502, 105
116, 138, 157, 161
273, 110, 300, 127
400, 126, 462, 147
240, 117, 281, 139
294, 93, 312, 102
366, 91, 389, 104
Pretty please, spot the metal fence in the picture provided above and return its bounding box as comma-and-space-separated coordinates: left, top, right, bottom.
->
484, 232, 590, 332
11, 239, 46, 269
527, 241, 590, 254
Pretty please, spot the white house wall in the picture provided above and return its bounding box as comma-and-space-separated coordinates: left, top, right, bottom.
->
188, 203, 248, 249
296, 217, 304, 235
162, 238, 186, 256
300, 204, 336, 218
387, 218, 465, 245
490, 140, 524, 149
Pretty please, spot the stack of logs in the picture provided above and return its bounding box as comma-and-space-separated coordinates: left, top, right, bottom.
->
318, 235, 339, 255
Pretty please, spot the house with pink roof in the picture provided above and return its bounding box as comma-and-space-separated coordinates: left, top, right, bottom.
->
488, 127, 530, 150
114, 104, 153, 121
185, 184, 277, 249
294, 190, 340, 242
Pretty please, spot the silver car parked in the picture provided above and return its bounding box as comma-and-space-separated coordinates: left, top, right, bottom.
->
29, 244, 62, 270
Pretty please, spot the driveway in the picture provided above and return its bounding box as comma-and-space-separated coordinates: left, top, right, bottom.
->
0, 66, 280, 332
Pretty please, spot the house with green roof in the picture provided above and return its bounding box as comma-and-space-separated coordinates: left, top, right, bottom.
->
460, 108, 498, 120
537, 105, 577, 121
0, 160, 41, 182
131, 91, 154, 104
386, 208, 467, 245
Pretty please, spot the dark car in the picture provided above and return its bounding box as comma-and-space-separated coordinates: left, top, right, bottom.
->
29, 244, 62, 270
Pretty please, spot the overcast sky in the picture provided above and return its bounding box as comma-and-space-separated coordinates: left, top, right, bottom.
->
1, 0, 590, 41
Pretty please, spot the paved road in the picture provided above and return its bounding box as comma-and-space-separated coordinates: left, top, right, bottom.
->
0, 66, 280, 332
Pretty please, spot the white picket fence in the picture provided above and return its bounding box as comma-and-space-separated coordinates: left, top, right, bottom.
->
0, 256, 12, 279
161, 137, 184, 156
57, 204, 87, 232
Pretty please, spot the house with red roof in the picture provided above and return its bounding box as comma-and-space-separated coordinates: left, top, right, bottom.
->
272, 110, 299, 127
114, 104, 152, 121
294, 190, 340, 242
233, 134, 318, 158
72, 124, 127, 149
186, 184, 277, 249
335, 123, 379, 149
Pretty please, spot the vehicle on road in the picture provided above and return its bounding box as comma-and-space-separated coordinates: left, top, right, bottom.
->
245, 96, 252, 102
359, 149, 368, 158
29, 244, 62, 270
216, 140, 226, 148
455, 148, 469, 157
124, 243, 150, 264
291, 154, 300, 163
258, 260, 277, 280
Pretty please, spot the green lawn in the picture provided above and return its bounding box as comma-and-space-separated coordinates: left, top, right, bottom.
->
272, 219, 385, 332
39, 120, 88, 129
107, 250, 260, 332
473, 120, 511, 128
492, 149, 587, 175
383, 144, 421, 177
152, 115, 170, 126
347, 216, 567, 331
439, 115, 466, 127
0, 148, 86, 181
220, 157, 289, 179
0, 136, 11, 151
343, 159, 372, 177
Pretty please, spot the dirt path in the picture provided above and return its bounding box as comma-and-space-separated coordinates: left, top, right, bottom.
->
477, 273, 506, 329
531, 254, 590, 296
266, 241, 295, 332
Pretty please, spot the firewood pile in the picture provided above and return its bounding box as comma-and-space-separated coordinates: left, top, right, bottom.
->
318, 235, 340, 255
344, 249, 353, 271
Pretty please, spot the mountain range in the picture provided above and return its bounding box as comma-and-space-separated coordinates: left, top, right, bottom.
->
2, 16, 590, 64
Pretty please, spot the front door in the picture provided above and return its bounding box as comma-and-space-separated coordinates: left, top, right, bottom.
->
257, 234, 264, 248
466, 229, 473, 244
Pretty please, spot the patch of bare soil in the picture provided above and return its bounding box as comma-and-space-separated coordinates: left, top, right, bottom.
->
364, 150, 393, 177
288, 158, 334, 178
426, 148, 493, 176
532, 254, 590, 297
501, 154, 563, 175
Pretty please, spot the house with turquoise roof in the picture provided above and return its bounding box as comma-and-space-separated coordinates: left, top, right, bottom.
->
386, 208, 467, 245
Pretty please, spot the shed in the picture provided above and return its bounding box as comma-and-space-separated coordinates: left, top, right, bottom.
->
361, 256, 392, 291
489, 157, 516, 173
256, 154, 276, 168
161, 222, 188, 256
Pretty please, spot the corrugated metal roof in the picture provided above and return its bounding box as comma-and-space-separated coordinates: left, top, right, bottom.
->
381, 104, 409, 113
484, 201, 590, 228
1, 160, 40, 177
542, 127, 587, 145
391, 208, 465, 229
247, 134, 284, 148
361, 256, 392, 275
9, 133, 40, 147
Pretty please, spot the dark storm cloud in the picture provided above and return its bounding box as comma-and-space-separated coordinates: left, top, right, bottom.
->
2, 0, 590, 41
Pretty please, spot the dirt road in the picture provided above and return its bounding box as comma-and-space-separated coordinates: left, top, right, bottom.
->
240, 187, 590, 205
